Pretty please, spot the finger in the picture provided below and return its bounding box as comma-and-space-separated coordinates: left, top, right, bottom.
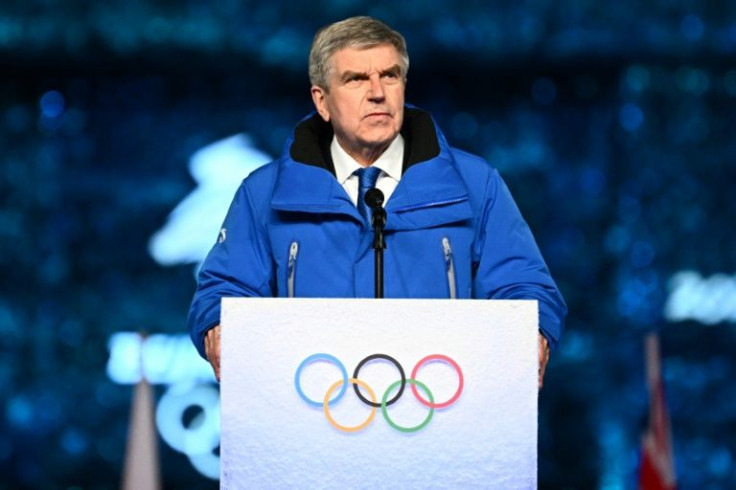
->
538, 335, 549, 390
205, 327, 222, 382
538, 358, 547, 389
538, 362, 543, 389
213, 328, 221, 367
208, 356, 220, 382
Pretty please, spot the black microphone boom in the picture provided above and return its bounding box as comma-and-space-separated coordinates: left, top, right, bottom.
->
364, 188, 387, 298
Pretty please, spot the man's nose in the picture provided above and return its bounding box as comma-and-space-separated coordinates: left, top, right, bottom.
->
367, 75, 385, 101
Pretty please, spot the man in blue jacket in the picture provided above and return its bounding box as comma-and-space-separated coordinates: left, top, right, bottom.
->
188, 16, 567, 387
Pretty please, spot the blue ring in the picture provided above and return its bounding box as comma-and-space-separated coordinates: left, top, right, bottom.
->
295, 353, 348, 407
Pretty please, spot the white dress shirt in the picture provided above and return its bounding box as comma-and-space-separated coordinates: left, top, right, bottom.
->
331, 135, 404, 206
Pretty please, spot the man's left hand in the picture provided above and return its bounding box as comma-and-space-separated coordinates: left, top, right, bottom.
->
538, 333, 550, 390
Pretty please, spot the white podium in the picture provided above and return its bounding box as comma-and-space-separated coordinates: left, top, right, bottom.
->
221, 298, 538, 489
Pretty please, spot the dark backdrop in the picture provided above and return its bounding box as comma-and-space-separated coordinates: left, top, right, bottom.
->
1, 1, 735, 488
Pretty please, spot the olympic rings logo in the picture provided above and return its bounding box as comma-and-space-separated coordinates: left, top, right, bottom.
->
294, 353, 463, 433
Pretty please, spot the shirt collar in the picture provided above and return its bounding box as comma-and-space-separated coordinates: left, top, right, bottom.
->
332, 134, 405, 184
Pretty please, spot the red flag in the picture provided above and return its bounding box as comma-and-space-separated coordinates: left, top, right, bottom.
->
638, 333, 677, 490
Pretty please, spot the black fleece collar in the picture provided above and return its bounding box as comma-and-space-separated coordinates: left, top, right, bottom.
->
288, 107, 442, 176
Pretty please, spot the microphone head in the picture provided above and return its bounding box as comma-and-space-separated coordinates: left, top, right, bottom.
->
364, 188, 385, 209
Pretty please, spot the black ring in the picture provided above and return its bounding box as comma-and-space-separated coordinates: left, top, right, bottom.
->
352, 354, 406, 407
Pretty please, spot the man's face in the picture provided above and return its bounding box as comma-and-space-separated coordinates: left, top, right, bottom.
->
311, 44, 405, 163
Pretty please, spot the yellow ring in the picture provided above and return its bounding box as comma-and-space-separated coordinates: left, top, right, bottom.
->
323, 378, 377, 433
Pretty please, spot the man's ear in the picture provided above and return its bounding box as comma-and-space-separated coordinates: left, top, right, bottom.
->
311, 85, 330, 122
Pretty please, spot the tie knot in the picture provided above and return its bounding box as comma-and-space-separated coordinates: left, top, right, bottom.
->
355, 166, 382, 192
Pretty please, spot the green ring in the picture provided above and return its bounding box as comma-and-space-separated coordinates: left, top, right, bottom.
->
381, 378, 434, 433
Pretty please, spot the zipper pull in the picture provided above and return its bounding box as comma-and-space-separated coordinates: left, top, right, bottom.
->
442, 237, 457, 300
287, 241, 299, 298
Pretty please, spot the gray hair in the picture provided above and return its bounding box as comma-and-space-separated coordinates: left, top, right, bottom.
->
309, 16, 409, 90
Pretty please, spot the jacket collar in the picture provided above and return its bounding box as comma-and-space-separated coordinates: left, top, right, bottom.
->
272, 107, 473, 229
285, 106, 444, 173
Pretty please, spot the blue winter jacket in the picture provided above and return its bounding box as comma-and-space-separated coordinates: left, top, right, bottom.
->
188, 107, 567, 359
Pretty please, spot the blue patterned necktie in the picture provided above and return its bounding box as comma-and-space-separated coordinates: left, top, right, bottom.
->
355, 166, 382, 223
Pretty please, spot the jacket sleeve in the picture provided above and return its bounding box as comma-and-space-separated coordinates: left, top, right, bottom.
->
187, 181, 275, 359
472, 169, 567, 349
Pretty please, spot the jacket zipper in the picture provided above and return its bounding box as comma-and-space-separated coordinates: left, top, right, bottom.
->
442, 237, 457, 299
287, 241, 299, 298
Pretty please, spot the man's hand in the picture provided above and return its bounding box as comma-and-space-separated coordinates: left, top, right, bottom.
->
204, 325, 221, 382
538, 333, 550, 390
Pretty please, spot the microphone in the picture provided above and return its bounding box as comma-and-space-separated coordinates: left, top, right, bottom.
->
364, 188, 384, 211
364, 188, 386, 229
364, 188, 386, 298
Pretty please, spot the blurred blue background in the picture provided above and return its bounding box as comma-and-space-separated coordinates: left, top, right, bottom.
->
1, 1, 735, 488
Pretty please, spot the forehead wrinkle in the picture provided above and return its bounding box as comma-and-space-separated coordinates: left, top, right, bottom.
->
327, 46, 404, 89
337, 64, 403, 82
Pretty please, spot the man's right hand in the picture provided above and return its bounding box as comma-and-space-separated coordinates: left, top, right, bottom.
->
204, 325, 221, 382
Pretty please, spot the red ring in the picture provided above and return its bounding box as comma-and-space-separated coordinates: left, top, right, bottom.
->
410, 354, 463, 409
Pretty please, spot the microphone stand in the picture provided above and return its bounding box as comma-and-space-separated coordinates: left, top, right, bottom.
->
365, 189, 387, 298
